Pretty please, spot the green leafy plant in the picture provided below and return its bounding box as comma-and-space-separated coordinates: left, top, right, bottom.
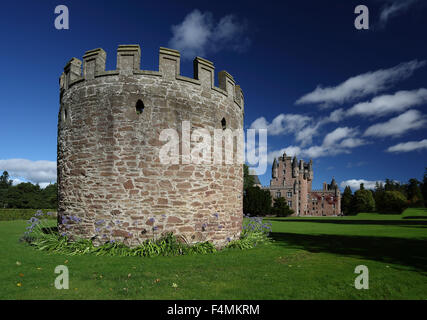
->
226, 215, 273, 249
22, 211, 217, 257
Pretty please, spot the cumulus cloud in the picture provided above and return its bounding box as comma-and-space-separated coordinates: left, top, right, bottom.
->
250, 110, 346, 147
364, 109, 427, 137
340, 179, 384, 190
250, 114, 312, 136
323, 127, 358, 147
169, 9, 249, 60
386, 139, 427, 153
267, 126, 366, 161
0, 159, 56, 186
295, 60, 426, 107
348, 88, 427, 117
379, 0, 421, 27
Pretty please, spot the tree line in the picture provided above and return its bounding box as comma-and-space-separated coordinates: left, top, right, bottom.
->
243, 165, 294, 217
341, 169, 427, 215
0, 171, 57, 209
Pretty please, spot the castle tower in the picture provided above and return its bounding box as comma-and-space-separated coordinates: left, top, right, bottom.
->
58, 45, 244, 247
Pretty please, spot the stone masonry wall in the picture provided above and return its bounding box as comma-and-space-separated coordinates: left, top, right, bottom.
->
58, 45, 244, 247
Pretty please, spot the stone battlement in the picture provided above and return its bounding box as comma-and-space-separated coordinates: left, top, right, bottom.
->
59, 45, 244, 110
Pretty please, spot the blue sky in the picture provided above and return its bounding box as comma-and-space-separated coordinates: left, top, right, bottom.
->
0, 0, 426, 190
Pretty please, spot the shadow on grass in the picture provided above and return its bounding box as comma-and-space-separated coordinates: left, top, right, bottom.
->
402, 216, 427, 220
266, 218, 427, 226
271, 232, 427, 272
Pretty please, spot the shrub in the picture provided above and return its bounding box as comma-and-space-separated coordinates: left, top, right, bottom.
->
226, 216, 272, 249
377, 191, 408, 214
271, 197, 294, 217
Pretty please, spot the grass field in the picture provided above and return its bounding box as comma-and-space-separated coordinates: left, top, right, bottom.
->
0, 208, 426, 300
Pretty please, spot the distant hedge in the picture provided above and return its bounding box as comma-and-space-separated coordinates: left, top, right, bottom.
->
0, 209, 57, 221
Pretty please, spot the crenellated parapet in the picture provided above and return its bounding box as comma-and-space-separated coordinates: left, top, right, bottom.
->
59, 44, 244, 110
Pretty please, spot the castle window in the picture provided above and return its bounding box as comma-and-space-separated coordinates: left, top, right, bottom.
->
62, 107, 68, 122
135, 99, 145, 114
221, 118, 226, 130
288, 201, 292, 208
287, 191, 292, 198
276, 191, 281, 198
283, 169, 286, 175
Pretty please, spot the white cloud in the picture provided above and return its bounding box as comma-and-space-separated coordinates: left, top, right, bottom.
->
340, 179, 384, 190
386, 139, 427, 153
266, 126, 366, 161
364, 109, 427, 137
169, 9, 249, 60
295, 60, 426, 107
295, 124, 321, 146
0, 159, 56, 186
348, 88, 427, 117
249, 114, 312, 136
323, 127, 358, 147
379, 0, 421, 27
267, 146, 301, 164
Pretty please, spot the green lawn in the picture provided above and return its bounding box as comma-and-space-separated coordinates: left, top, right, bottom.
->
1, 208, 426, 300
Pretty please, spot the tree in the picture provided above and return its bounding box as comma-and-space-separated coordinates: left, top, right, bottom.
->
341, 186, 353, 215
243, 186, 272, 216
243, 164, 255, 191
422, 168, 427, 207
272, 197, 294, 217
0, 171, 13, 208
351, 186, 375, 214
0, 171, 12, 189
377, 191, 408, 214
406, 178, 424, 207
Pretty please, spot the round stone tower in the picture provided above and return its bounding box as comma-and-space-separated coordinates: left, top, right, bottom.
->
57, 45, 244, 247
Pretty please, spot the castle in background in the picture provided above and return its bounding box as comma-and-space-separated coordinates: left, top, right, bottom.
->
266, 152, 341, 216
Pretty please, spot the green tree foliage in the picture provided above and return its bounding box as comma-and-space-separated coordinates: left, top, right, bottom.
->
243, 186, 272, 216
422, 168, 427, 207
0, 171, 57, 209
377, 191, 408, 214
341, 186, 353, 215
351, 183, 375, 214
406, 178, 424, 207
0, 171, 12, 189
243, 164, 255, 191
271, 197, 294, 217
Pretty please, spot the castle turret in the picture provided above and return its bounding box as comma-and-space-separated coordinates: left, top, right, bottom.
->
58, 44, 244, 248
272, 158, 278, 179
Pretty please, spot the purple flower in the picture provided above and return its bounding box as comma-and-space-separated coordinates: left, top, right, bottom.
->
213, 213, 219, 219
153, 226, 158, 231
226, 237, 231, 242
149, 218, 155, 223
